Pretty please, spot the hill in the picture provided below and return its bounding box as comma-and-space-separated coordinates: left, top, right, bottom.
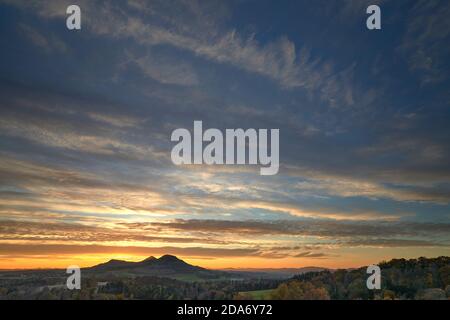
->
85, 255, 226, 280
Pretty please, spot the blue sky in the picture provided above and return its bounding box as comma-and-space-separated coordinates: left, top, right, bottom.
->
0, 0, 449, 268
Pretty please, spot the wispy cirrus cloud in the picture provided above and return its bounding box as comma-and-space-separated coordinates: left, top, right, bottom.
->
398, 0, 450, 85
120, 49, 199, 86
4, 0, 357, 107
18, 23, 67, 53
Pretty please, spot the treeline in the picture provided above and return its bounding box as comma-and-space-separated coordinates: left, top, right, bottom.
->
0, 275, 282, 300
269, 256, 450, 300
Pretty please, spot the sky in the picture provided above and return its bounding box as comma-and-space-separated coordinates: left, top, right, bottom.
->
0, 0, 449, 270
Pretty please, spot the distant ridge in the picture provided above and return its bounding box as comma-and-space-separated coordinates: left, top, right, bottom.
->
222, 266, 329, 279
222, 266, 328, 273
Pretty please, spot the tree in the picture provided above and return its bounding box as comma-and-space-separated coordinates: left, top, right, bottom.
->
445, 285, 450, 298
233, 292, 253, 300
415, 288, 446, 300
382, 290, 396, 300
270, 281, 330, 300
347, 279, 370, 300
439, 265, 450, 287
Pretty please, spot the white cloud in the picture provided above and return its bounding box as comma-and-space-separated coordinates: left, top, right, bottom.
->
123, 50, 199, 86
18, 23, 67, 53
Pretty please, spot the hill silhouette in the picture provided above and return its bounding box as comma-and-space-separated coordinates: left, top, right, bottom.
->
87, 255, 328, 279
86, 255, 222, 280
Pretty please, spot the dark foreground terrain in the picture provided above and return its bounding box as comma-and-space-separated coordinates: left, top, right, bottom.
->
0, 256, 449, 300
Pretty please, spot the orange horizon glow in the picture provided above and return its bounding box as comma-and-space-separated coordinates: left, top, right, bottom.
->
2, 249, 448, 271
